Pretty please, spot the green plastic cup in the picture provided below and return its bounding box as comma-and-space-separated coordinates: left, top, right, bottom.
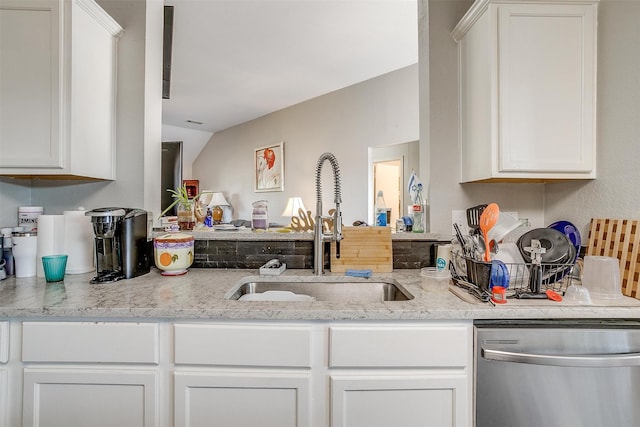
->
42, 254, 68, 282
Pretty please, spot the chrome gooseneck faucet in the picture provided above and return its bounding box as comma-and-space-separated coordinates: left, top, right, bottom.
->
314, 152, 343, 275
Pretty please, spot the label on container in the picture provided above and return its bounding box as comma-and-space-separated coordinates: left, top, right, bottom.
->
18, 207, 44, 232
375, 209, 387, 226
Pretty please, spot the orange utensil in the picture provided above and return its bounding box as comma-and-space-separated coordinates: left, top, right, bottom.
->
480, 203, 499, 262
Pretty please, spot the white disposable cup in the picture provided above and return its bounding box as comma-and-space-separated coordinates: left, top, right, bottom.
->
12, 235, 38, 278
582, 255, 622, 300
436, 244, 452, 272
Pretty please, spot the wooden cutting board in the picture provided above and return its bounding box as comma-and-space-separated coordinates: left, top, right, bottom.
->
330, 226, 393, 273
586, 218, 640, 299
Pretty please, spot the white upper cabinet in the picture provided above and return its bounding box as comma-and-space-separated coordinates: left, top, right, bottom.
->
0, 0, 122, 180
452, 0, 598, 182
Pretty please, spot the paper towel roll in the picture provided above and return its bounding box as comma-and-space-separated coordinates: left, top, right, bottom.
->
36, 215, 65, 277
64, 209, 95, 274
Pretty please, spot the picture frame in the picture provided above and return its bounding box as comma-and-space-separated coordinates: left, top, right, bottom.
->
254, 142, 284, 192
182, 179, 199, 198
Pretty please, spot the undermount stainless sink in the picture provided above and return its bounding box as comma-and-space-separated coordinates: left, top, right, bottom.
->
225, 277, 414, 302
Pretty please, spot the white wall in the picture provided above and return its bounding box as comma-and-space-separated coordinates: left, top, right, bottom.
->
192, 64, 419, 225
161, 124, 213, 179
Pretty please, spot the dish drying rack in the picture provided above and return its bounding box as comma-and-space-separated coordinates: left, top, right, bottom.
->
450, 251, 574, 303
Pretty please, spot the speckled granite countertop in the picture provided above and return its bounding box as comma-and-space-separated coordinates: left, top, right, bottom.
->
1, 268, 639, 321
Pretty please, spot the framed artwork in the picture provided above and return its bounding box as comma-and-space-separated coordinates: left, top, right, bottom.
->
183, 179, 199, 198
254, 142, 284, 192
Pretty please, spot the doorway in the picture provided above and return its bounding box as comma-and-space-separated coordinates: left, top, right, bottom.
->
161, 141, 183, 215
369, 141, 419, 226
374, 159, 402, 227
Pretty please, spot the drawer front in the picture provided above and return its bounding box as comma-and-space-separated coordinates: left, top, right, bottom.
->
0, 321, 7, 363
22, 322, 159, 364
329, 325, 470, 368
175, 324, 312, 367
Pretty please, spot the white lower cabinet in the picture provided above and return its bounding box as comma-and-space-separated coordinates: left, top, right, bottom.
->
173, 323, 313, 427
22, 368, 158, 427
0, 369, 6, 427
331, 374, 468, 427
2, 319, 473, 426
0, 322, 8, 427
328, 324, 472, 427
174, 371, 311, 427
20, 321, 160, 427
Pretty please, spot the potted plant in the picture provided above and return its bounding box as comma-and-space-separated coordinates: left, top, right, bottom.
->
160, 185, 198, 230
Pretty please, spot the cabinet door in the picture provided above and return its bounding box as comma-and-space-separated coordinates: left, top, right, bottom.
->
331, 375, 470, 427
0, 0, 62, 169
23, 368, 159, 427
497, 3, 596, 174
174, 371, 311, 427
0, 370, 6, 427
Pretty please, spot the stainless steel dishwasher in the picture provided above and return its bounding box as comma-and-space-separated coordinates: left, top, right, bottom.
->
475, 320, 640, 427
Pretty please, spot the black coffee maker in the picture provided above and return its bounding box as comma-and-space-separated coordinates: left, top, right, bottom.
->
86, 208, 150, 283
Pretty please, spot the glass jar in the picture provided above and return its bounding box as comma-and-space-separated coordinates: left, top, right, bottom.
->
252, 200, 268, 230
177, 202, 196, 231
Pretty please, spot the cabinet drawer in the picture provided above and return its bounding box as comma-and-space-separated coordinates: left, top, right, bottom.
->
175, 324, 312, 367
22, 322, 159, 364
0, 321, 7, 363
329, 325, 470, 368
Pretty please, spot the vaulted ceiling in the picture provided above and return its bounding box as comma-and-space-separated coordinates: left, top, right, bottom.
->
162, 0, 418, 134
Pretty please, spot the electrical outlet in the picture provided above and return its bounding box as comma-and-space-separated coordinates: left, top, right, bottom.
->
452, 210, 468, 236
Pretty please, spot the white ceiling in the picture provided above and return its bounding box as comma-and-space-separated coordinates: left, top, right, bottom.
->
162, 0, 418, 133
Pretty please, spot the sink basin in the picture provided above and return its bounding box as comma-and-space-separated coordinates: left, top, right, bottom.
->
226, 277, 414, 302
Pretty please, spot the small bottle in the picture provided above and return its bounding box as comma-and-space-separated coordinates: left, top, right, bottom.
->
375, 191, 387, 226
412, 204, 424, 233
2, 228, 15, 276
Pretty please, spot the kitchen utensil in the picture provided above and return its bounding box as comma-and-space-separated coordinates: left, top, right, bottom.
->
42, 254, 68, 282
421, 267, 451, 291
582, 255, 622, 300
586, 218, 640, 299
330, 226, 393, 273
546, 289, 563, 302
479, 203, 499, 262
564, 284, 592, 304
491, 286, 507, 304
466, 204, 487, 236
490, 260, 510, 289
453, 223, 469, 256
548, 220, 581, 261
488, 212, 521, 243
493, 242, 530, 287
526, 239, 545, 293
518, 228, 572, 264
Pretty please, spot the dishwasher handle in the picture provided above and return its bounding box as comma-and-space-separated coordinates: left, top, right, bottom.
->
482, 347, 640, 368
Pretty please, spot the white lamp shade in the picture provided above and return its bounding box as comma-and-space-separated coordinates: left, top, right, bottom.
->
200, 191, 229, 208
281, 197, 307, 217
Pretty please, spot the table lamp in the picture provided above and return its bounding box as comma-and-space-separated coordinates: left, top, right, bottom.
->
281, 197, 307, 226
208, 192, 229, 223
